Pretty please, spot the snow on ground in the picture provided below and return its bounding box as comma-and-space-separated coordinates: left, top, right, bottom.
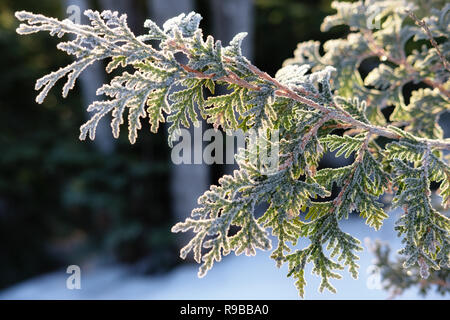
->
0, 209, 447, 299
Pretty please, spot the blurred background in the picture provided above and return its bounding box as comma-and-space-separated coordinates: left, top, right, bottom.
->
0, 0, 447, 299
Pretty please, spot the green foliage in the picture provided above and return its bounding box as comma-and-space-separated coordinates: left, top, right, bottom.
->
394, 88, 447, 139
203, 84, 247, 131
388, 147, 450, 277
167, 78, 205, 145
15, 0, 449, 297
320, 134, 364, 158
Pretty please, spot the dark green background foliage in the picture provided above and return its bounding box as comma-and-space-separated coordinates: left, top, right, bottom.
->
254, 0, 346, 75
0, 0, 173, 288
0, 0, 342, 289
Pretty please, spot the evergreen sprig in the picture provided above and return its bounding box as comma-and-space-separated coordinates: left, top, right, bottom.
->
16, 0, 449, 297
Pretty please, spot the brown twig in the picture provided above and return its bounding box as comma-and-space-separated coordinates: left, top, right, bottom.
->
300, 114, 331, 150
180, 64, 214, 79
361, 29, 450, 99
332, 133, 372, 208
406, 10, 450, 72
169, 38, 450, 150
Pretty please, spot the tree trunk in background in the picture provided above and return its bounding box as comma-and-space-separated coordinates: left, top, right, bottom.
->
98, 0, 142, 33
148, 0, 210, 250
211, 0, 254, 174
148, 0, 193, 24
64, 0, 115, 154
211, 0, 254, 60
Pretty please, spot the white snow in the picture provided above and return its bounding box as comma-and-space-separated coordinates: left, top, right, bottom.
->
0, 209, 446, 300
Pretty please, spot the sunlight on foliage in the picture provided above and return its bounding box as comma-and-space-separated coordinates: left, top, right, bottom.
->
15, 0, 449, 297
